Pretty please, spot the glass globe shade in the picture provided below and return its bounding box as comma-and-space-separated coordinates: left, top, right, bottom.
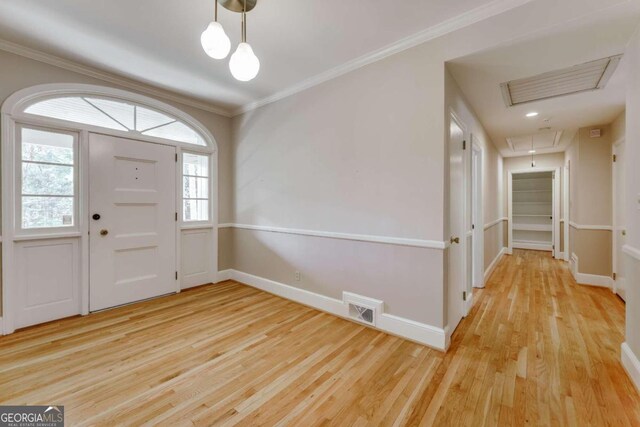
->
201, 21, 231, 60
229, 42, 260, 81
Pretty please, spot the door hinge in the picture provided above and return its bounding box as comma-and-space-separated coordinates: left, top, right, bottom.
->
175, 212, 178, 221
472, 224, 475, 230
463, 291, 467, 301
175, 153, 178, 162
613, 154, 617, 163
176, 271, 178, 280
613, 272, 617, 280
463, 140, 466, 150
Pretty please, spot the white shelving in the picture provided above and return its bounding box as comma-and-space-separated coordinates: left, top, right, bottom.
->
512, 171, 553, 251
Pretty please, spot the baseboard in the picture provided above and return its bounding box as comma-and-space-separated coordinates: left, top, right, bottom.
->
227, 269, 447, 351
512, 242, 552, 251
622, 343, 640, 393
555, 251, 566, 261
570, 254, 612, 288
216, 269, 232, 282
483, 247, 506, 284
575, 272, 612, 288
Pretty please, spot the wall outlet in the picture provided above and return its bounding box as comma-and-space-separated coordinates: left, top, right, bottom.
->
295, 271, 301, 281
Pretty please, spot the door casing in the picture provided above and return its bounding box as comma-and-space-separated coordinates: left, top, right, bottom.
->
612, 138, 626, 300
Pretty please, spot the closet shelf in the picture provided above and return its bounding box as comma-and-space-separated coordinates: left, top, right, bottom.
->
512, 190, 552, 193
513, 214, 552, 217
513, 201, 552, 205
513, 224, 552, 232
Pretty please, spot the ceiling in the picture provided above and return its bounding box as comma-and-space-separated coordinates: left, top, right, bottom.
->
447, 1, 640, 157
0, 0, 510, 113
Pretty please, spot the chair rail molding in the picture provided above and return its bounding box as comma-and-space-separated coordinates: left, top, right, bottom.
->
484, 217, 508, 230
217, 223, 447, 249
568, 221, 613, 231
623, 244, 640, 261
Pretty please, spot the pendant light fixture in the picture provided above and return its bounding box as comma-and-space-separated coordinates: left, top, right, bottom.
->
229, 0, 260, 81
200, 0, 260, 81
530, 136, 536, 168
201, 0, 231, 60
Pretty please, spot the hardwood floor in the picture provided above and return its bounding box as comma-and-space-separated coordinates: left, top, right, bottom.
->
1, 249, 639, 426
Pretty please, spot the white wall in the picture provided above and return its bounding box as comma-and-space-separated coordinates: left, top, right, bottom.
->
445, 68, 505, 275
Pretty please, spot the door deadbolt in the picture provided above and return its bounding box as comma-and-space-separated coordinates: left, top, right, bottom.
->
450, 236, 460, 244
100, 229, 109, 236
92, 213, 101, 220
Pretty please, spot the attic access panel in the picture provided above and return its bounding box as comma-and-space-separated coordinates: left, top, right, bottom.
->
506, 130, 563, 154
500, 55, 622, 107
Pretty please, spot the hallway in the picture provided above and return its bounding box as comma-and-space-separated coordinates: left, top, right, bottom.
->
433, 249, 640, 425
0, 250, 638, 425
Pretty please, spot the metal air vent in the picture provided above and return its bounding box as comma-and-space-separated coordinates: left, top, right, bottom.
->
501, 55, 622, 107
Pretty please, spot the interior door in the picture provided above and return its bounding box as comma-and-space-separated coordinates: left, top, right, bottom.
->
448, 116, 466, 334
89, 134, 176, 311
614, 141, 626, 300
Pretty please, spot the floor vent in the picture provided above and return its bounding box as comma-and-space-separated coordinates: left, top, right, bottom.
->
343, 292, 383, 327
500, 55, 622, 107
348, 303, 375, 325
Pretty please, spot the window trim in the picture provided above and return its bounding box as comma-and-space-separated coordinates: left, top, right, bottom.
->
181, 151, 212, 224
3, 83, 217, 152
16, 124, 80, 236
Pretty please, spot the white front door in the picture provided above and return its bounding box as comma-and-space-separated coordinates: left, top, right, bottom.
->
614, 141, 626, 301
89, 134, 177, 311
448, 116, 466, 335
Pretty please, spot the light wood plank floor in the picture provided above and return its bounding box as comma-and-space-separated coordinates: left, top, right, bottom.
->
1, 250, 639, 426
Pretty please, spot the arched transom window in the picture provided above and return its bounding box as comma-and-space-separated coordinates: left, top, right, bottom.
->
24, 96, 207, 146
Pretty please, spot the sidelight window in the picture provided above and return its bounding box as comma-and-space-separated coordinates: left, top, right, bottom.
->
182, 153, 210, 222
19, 127, 77, 229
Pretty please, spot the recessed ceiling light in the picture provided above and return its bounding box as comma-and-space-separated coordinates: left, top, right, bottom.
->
526, 112, 539, 118
528, 150, 536, 154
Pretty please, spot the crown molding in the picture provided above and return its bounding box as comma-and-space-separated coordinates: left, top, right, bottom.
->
0, 39, 233, 118
232, 0, 534, 116
0, 0, 532, 120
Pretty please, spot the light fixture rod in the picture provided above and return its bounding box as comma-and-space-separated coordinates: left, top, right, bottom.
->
243, 0, 247, 42
214, 0, 218, 21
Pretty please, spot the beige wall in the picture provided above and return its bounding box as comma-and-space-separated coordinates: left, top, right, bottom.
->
576, 126, 612, 226
0, 50, 234, 316
228, 228, 444, 325
624, 25, 640, 362
611, 111, 626, 144
231, 36, 449, 328
572, 229, 612, 276
565, 124, 614, 277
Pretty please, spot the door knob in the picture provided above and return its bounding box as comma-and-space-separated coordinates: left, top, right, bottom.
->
450, 236, 460, 244
622, 229, 627, 236
100, 229, 109, 236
